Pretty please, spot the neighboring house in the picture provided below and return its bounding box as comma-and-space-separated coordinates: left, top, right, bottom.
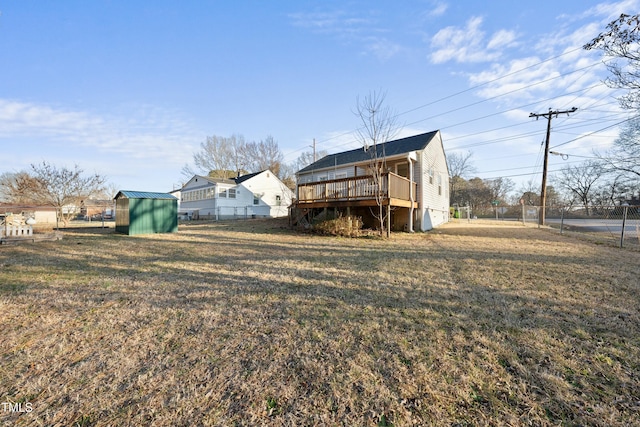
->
169, 188, 181, 214
80, 199, 116, 220
179, 170, 294, 220
0, 204, 57, 225
294, 130, 450, 231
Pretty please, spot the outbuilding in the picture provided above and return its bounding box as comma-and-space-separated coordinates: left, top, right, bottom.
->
114, 191, 178, 235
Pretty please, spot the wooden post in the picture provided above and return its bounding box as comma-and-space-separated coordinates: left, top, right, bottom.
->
386, 204, 391, 237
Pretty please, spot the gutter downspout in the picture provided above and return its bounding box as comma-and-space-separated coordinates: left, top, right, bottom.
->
407, 153, 415, 233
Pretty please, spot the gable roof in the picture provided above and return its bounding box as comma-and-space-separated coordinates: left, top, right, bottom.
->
191, 175, 235, 185
297, 130, 439, 174
115, 191, 177, 200
187, 170, 268, 187
234, 170, 264, 184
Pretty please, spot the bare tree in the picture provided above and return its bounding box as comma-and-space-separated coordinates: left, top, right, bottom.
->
184, 134, 286, 180
183, 135, 247, 180
591, 173, 634, 205
555, 161, 606, 215
598, 115, 640, 179
243, 135, 285, 177
447, 151, 477, 205
0, 171, 41, 204
447, 151, 477, 178
485, 177, 515, 204
295, 149, 329, 171
277, 163, 297, 190
585, 13, 640, 110
30, 162, 107, 226
353, 91, 401, 237
461, 177, 492, 215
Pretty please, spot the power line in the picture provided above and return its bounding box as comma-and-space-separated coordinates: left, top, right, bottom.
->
403, 67, 602, 131
284, 47, 600, 159
394, 46, 585, 118
550, 115, 639, 149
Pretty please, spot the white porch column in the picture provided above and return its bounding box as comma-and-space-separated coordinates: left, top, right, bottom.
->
407, 153, 416, 233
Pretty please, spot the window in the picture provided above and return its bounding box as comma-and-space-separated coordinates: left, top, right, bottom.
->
219, 188, 227, 198
438, 174, 442, 196
228, 188, 236, 199
253, 194, 260, 205
429, 168, 434, 185
276, 195, 281, 206
397, 163, 409, 178
335, 173, 347, 179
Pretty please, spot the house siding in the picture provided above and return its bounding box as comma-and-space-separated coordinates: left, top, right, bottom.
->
295, 131, 450, 232
418, 133, 449, 230
180, 171, 293, 220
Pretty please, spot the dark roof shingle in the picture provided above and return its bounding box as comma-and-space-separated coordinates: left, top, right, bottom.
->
298, 130, 439, 174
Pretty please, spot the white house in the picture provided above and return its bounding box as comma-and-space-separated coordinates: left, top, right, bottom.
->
179, 170, 294, 220
294, 130, 450, 231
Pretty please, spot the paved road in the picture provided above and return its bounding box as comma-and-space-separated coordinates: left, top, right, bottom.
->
545, 218, 640, 234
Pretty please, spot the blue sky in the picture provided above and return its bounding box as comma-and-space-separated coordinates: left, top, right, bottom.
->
1, 0, 637, 194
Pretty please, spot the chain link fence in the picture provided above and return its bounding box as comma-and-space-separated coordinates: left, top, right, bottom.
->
552, 205, 640, 249
451, 204, 640, 249
180, 205, 274, 221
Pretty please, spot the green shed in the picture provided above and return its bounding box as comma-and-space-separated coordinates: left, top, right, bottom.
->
114, 191, 178, 235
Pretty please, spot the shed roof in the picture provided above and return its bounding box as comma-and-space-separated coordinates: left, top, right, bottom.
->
115, 191, 178, 200
298, 130, 439, 174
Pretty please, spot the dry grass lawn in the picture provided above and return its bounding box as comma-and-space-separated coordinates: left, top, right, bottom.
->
1, 219, 639, 426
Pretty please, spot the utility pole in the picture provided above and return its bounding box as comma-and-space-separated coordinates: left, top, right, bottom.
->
529, 107, 577, 226
311, 138, 317, 162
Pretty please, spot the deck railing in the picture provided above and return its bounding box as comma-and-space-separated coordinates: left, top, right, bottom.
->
297, 172, 417, 204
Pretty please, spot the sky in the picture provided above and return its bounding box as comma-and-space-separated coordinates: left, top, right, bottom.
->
1, 0, 638, 195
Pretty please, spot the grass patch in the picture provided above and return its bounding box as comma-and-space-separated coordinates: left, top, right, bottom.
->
0, 218, 639, 426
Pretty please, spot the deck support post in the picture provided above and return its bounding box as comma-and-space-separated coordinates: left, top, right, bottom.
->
408, 154, 415, 232
386, 203, 391, 237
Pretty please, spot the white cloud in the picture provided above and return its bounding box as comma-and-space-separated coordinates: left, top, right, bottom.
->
288, 10, 374, 37
289, 8, 408, 60
430, 16, 517, 64
487, 29, 518, 51
427, 1, 448, 18
363, 36, 405, 61
0, 99, 200, 163
579, 0, 640, 22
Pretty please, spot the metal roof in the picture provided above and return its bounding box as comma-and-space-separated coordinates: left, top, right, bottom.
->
115, 191, 178, 200
297, 130, 439, 174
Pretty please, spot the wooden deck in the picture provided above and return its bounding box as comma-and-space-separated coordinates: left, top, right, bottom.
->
295, 172, 418, 209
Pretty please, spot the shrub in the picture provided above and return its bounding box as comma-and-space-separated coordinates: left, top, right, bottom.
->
313, 215, 363, 237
